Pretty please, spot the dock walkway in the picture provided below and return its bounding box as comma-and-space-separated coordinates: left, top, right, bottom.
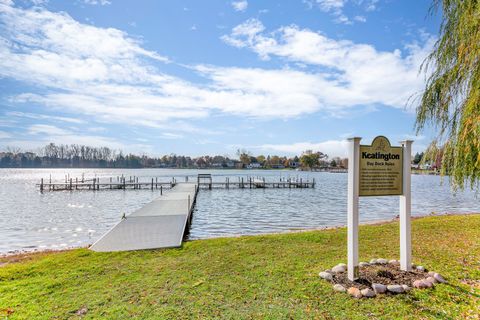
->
90, 183, 198, 252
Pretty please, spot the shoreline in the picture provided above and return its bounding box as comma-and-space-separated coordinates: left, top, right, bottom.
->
2, 211, 478, 262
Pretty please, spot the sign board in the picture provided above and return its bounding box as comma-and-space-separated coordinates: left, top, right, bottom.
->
359, 136, 403, 196
347, 136, 412, 281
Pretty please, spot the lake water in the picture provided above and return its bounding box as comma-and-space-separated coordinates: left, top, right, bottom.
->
0, 168, 478, 254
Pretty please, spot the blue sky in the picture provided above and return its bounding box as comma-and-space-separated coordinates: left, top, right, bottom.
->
0, 0, 440, 157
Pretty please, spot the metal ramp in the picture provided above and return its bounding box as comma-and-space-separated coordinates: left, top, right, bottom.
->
90, 183, 198, 252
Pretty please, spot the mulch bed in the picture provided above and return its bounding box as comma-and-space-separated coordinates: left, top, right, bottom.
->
332, 264, 429, 289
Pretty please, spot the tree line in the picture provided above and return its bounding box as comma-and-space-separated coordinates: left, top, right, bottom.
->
0, 143, 348, 169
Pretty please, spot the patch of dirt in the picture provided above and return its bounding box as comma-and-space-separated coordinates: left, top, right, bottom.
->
0, 249, 72, 266
332, 265, 429, 289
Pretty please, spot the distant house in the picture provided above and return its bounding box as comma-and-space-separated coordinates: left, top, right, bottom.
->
225, 161, 236, 168
246, 163, 262, 169
211, 163, 223, 168
289, 161, 300, 168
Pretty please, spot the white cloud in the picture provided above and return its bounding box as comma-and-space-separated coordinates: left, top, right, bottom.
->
83, 0, 111, 5
231, 0, 248, 12
160, 132, 183, 139
222, 19, 434, 111
316, 0, 346, 12
16, 124, 151, 153
0, 3, 432, 143
7, 111, 85, 124
221, 18, 264, 49
0, 130, 12, 139
29, 0, 48, 5
365, 0, 379, 12
28, 124, 71, 135
353, 15, 366, 23
305, 0, 378, 24
257, 140, 349, 157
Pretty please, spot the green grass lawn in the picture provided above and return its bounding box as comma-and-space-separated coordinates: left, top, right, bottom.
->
1, 214, 479, 319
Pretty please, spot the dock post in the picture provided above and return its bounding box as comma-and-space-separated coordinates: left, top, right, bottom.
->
241, 177, 244, 188
156, 177, 158, 189
40, 178, 43, 192
161, 185, 163, 195
70, 178, 72, 190
76, 177, 78, 190
137, 177, 139, 189
151, 178, 154, 190
110, 177, 112, 189
123, 177, 126, 190
97, 178, 100, 190
188, 195, 191, 213
93, 179, 95, 191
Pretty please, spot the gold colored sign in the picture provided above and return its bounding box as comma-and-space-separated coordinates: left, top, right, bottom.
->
359, 136, 403, 196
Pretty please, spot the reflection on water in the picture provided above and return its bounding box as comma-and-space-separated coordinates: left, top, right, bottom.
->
0, 168, 478, 254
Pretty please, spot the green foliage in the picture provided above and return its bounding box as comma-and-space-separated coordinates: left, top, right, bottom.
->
299, 150, 326, 169
413, 152, 424, 165
1, 214, 479, 319
416, 0, 480, 190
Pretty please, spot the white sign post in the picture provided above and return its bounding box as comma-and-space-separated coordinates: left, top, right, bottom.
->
400, 140, 413, 271
347, 137, 361, 281
347, 137, 413, 281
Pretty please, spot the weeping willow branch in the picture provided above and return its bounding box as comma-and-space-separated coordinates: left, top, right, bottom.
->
416, 0, 480, 191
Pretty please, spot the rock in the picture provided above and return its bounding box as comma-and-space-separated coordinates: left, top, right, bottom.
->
333, 284, 346, 292
319, 271, 333, 281
402, 285, 411, 292
423, 278, 434, 288
426, 276, 437, 284
76, 307, 88, 316
411, 263, 416, 269
376, 258, 388, 264
359, 261, 369, 267
389, 259, 399, 265
332, 265, 347, 273
369, 259, 378, 264
387, 285, 405, 293
372, 283, 387, 294
433, 273, 447, 283
361, 288, 376, 298
416, 266, 425, 272
347, 287, 362, 299
413, 280, 428, 289
428, 271, 436, 277
337, 263, 347, 267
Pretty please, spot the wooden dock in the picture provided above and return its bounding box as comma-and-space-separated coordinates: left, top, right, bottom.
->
41, 174, 314, 252
37, 175, 315, 191
90, 183, 198, 252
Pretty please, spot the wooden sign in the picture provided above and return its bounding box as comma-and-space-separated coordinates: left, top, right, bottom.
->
347, 136, 413, 281
359, 136, 403, 196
